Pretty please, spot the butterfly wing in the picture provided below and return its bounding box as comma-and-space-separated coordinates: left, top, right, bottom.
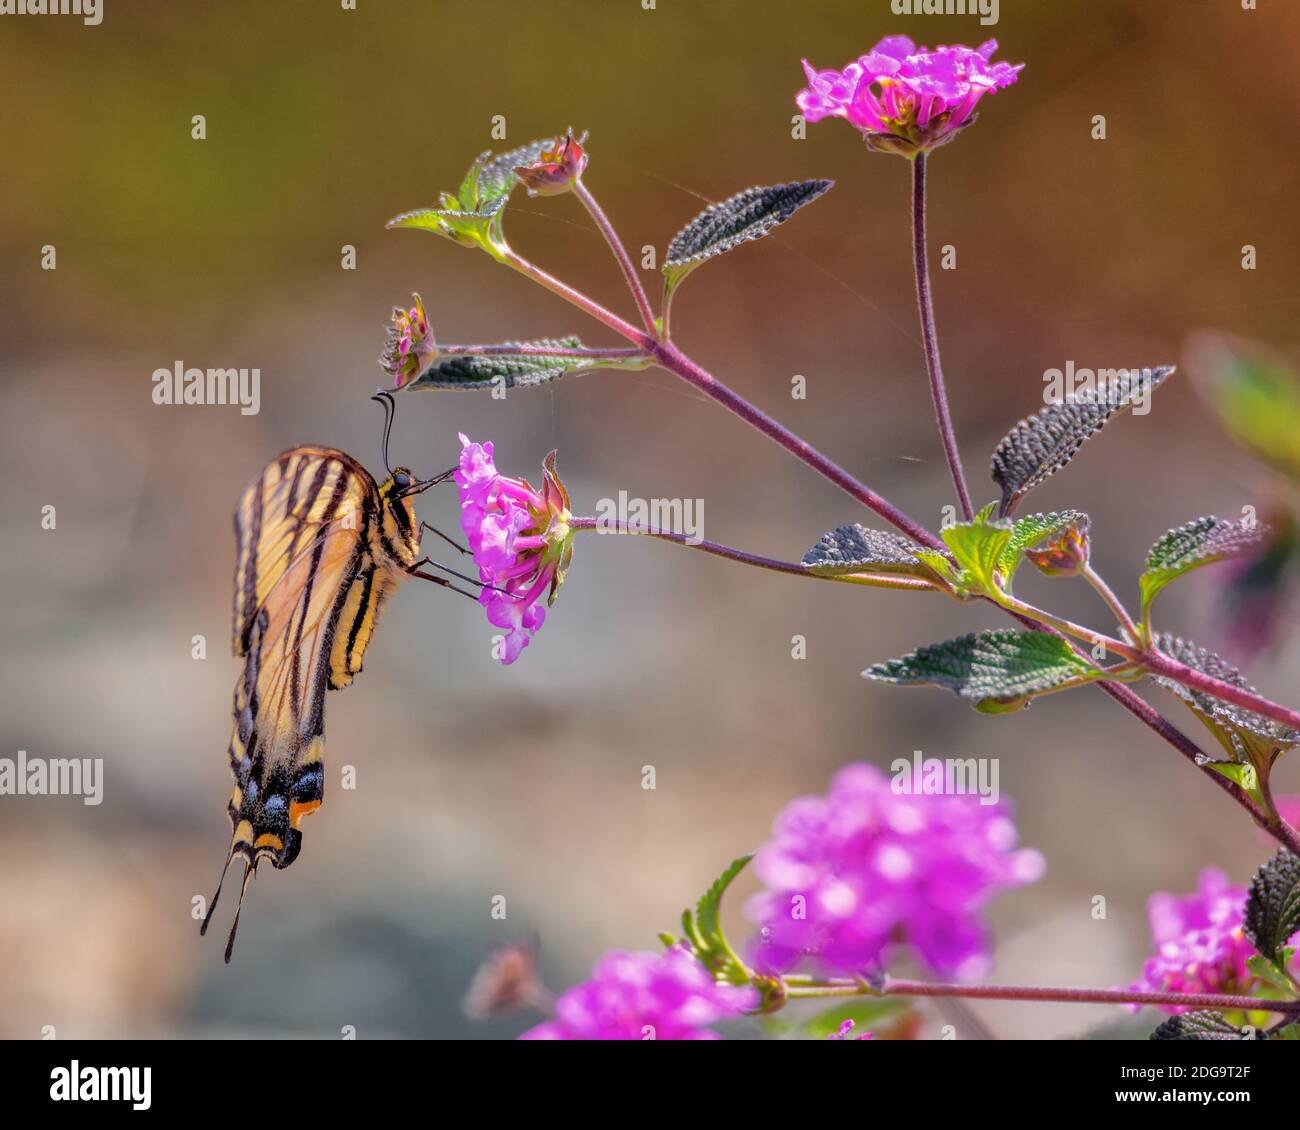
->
206, 446, 398, 961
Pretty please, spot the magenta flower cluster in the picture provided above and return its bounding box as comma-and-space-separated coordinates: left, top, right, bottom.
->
745, 763, 1045, 981
520, 945, 757, 1040
797, 36, 1022, 155
456, 436, 575, 665
1127, 867, 1295, 1013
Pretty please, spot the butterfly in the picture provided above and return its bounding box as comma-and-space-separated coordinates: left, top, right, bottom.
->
202, 394, 476, 962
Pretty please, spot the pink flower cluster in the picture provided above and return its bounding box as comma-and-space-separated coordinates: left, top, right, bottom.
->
1127, 867, 1295, 1013
456, 436, 574, 665
797, 36, 1023, 155
745, 763, 1044, 981
520, 946, 756, 1040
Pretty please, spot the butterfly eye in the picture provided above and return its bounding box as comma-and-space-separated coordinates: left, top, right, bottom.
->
392, 471, 412, 491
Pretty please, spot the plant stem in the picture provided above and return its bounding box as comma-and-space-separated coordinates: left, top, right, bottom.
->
782, 976, 1300, 1016
911, 153, 974, 522
439, 343, 647, 360
1136, 648, 1300, 733
480, 225, 1300, 855
649, 340, 940, 549
573, 179, 660, 338
1081, 562, 1141, 644
498, 247, 656, 350
569, 516, 938, 591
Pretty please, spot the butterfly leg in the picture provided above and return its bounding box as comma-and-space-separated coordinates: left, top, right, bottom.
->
420, 521, 471, 557
408, 562, 481, 601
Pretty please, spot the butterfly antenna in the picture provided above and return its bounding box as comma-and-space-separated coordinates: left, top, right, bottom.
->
371, 390, 397, 476
200, 845, 239, 937
224, 859, 257, 964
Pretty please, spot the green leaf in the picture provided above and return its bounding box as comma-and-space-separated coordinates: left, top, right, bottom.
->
940, 517, 1014, 594
864, 629, 1103, 712
1247, 951, 1295, 993
1148, 634, 1298, 773
385, 137, 557, 252
680, 855, 753, 986
990, 366, 1174, 517
663, 180, 833, 299
403, 336, 648, 391
1244, 850, 1300, 969
1272, 1024, 1300, 1041
998, 510, 1090, 585
1140, 516, 1269, 625
801, 524, 951, 588
1150, 1011, 1268, 1040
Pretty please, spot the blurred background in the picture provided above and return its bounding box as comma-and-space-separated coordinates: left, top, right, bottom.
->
1, 0, 1298, 1039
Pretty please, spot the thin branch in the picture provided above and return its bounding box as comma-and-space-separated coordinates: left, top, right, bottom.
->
572, 179, 659, 337
911, 153, 974, 521
782, 975, 1300, 1016
569, 515, 937, 591
438, 343, 646, 360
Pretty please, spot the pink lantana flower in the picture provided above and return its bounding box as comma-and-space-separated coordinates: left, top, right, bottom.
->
514, 129, 588, 197
456, 435, 575, 665
380, 293, 437, 388
797, 36, 1023, 157
745, 763, 1044, 981
519, 945, 757, 1040
1126, 867, 1296, 1013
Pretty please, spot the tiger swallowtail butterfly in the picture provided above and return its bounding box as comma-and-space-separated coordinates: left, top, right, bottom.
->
202, 397, 471, 962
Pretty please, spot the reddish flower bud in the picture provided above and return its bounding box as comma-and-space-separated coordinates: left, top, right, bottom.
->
514, 130, 588, 197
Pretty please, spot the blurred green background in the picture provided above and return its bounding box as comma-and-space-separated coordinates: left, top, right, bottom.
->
2, 0, 1298, 1039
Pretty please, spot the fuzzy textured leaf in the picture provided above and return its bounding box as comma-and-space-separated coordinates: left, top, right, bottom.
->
1140, 516, 1270, 621
802, 524, 947, 585
663, 181, 833, 292
864, 629, 1101, 711
1150, 1011, 1267, 1041
403, 336, 628, 390
990, 366, 1174, 517
386, 138, 555, 249
940, 517, 1014, 593
1149, 634, 1299, 768
1244, 851, 1300, 969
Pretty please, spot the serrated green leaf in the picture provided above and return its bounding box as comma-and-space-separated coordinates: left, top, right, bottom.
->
403, 336, 648, 391
683, 855, 753, 986
386, 137, 557, 252
990, 366, 1174, 518
940, 517, 1014, 594
663, 180, 833, 298
1148, 634, 1298, 773
1245, 851, 1300, 969
385, 199, 505, 248
1150, 1011, 1268, 1040
864, 629, 1103, 711
998, 510, 1090, 585
1140, 516, 1269, 624
801, 524, 950, 588
1246, 952, 1295, 993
